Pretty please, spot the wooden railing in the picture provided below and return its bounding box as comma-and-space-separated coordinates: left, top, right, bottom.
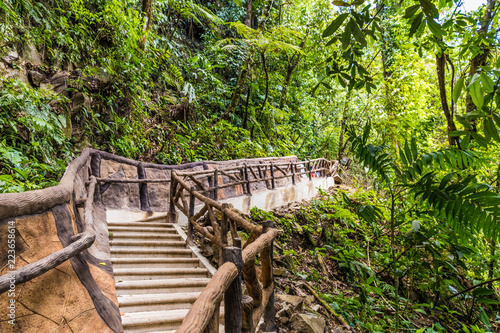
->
0, 149, 338, 332
0, 149, 96, 293
172, 169, 280, 332
169, 157, 338, 332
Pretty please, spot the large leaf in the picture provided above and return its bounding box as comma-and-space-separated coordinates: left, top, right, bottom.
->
452, 76, 465, 103
404, 5, 420, 19
470, 80, 484, 110
323, 13, 349, 38
409, 12, 424, 36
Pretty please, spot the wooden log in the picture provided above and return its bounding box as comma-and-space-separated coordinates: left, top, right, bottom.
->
244, 163, 251, 195
168, 176, 177, 223
207, 205, 222, 243
223, 209, 262, 235
229, 219, 238, 244
270, 163, 275, 189
250, 284, 274, 331
219, 168, 241, 183
173, 174, 222, 211
221, 205, 229, 246
223, 247, 244, 333
261, 220, 276, 331
291, 161, 296, 185
137, 163, 150, 212
188, 187, 195, 246
242, 229, 278, 265
188, 175, 209, 192
307, 159, 312, 181
213, 169, 219, 201
176, 262, 238, 333
273, 164, 287, 177
90, 151, 102, 202
0, 176, 97, 294
243, 254, 262, 308
248, 165, 259, 181
204, 306, 220, 333
97, 178, 171, 183
242, 295, 254, 333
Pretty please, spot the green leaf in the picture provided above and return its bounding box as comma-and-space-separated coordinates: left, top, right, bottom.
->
404, 5, 420, 19
233, 0, 242, 5
485, 117, 500, 142
419, 0, 439, 18
411, 137, 418, 161
409, 12, 424, 36
350, 18, 367, 47
323, 13, 349, 37
480, 72, 495, 93
341, 22, 352, 49
456, 115, 473, 130
473, 288, 496, 297
476, 297, 499, 305
404, 141, 413, 164
452, 76, 465, 103
426, 17, 444, 36
470, 80, 484, 109
461, 133, 471, 149
332, 0, 351, 6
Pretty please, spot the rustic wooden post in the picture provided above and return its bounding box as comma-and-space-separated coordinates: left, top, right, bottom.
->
270, 162, 275, 189
261, 220, 277, 331
307, 159, 312, 181
223, 246, 244, 333
244, 163, 251, 195
241, 295, 254, 333
137, 163, 150, 212
168, 171, 177, 223
221, 203, 231, 246
214, 168, 219, 201
188, 186, 195, 245
290, 161, 296, 185
90, 152, 101, 202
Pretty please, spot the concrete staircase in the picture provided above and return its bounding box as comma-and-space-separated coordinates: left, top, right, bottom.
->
109, 215, 222, 333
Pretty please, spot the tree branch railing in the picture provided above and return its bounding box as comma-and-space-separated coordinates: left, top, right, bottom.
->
0, 149, 338, 331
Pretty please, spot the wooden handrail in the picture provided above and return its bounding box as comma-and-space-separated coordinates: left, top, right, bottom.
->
0, 176, 97, 294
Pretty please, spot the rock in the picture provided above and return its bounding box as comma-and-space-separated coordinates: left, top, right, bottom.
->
290, 313, 326, 333
2, 50, 18, 65
4, 67, 29, 84
28, 70, 46, 87
277, 294, 304, 311
279, 317, 289, 325
277, 303, 293, 317
23, 42, 42, 66
50, 71, 71, 93
311, 304, 321, 312
273, 267, 288, 277
201, 237, 213, 256
71, 92, 91, 113
333, 174, 342, 184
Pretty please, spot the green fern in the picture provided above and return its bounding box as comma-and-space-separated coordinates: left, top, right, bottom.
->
347, 123, 500, 241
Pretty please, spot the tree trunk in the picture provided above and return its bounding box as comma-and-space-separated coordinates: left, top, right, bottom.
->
224, 57, 251, 119
244, 0, 253, 28
436, 52, 459, 147
279, 34, 307, 109
139, 0, 154, 50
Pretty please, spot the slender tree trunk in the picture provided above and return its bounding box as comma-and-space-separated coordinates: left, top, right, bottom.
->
279, 34, 307, 109
244, 0, 253, 28
139, 0, 154, 50
465, 0, 497, 123
436, 52, 459, 146
243, 86, 251, 129
224, 57, 251, 119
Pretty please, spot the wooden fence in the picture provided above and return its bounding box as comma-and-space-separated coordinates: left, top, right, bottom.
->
0, 150, 338, 332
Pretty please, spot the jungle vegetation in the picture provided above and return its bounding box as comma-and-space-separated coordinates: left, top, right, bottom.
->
1, 0, 500, 331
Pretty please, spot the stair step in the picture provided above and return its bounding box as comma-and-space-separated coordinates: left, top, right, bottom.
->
118, 292, 200, 313
121, 308, 225, 333
115, 278, 210, 295
110, 240, 186, 248
111, 258, 201, 269
108, 221, 174, 228
110, 233, 182, 240
109, 226, 177, 233
137, 213, 169, 222
114, 267, 208, 281
111, 248, 193, 259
